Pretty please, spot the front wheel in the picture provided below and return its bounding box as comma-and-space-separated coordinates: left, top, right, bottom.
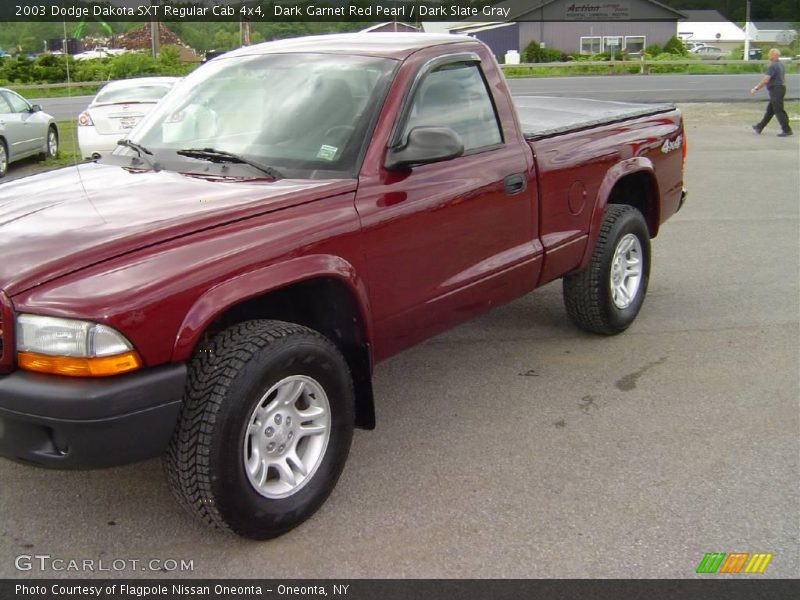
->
0, 139, 8, 178
38, 126, 58, 160
165, 320, 355, 539
563, 205, 651, 335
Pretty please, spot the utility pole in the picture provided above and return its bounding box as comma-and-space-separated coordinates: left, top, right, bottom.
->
240, 2, 251, 46
150, 0, 160, 58
743, 0, 751, 61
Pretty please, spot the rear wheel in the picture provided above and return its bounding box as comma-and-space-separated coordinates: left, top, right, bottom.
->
563, 205, 651, 335
165, 320, 355, 539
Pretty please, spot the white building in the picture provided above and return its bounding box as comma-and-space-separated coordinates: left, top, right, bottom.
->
678, 10, 745, 52
745, 22, 798, 45
441, 0, 686, 59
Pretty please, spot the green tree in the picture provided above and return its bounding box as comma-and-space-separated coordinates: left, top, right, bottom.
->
108, 52, 159, 79
663, 35, 690, 56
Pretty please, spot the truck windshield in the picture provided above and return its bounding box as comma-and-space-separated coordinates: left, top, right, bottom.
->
125, 53, 396, 179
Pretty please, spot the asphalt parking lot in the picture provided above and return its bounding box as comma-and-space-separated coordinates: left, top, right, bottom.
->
1, 103, 798, 579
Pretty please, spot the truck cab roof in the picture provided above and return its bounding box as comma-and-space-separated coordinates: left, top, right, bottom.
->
221, 33, 478, 60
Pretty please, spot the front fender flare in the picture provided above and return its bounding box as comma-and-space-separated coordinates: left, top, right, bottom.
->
171, 254, 373, 362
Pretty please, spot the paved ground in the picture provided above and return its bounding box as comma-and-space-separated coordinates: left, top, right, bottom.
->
507, 72, 800, 102
0, 104, 798, 579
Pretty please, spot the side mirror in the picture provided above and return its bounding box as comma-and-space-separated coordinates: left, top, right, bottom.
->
30, 104, 41, 113
385, 127, 464, 170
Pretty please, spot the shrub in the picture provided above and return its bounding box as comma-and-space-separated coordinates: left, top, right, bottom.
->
521, 40, 539, 63
0, 55, 33, 83
539, 48, 567, 63
648, 52, 691, 74
728, 45, 744, 60
663, 35, 690, 56
30, 53, 66, 83
589, 51, 625, 61
72, 58, 112, 82
521, 40, 566, 63
157, 45, 182, 68
108, 52, 160, 79
645, 43, 663, 57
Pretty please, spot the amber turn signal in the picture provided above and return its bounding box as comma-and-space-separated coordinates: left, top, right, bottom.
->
18, 351, 142, 377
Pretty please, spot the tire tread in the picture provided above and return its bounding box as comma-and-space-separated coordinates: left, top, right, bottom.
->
563, 205, 644, 335
164, 320, 340, 533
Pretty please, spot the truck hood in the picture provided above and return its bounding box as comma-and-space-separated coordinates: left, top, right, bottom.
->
0, 163, 356, 296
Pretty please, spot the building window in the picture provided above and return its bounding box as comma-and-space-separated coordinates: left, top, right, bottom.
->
603, 36, 623, 53
580, 36, 602, 55
624, 36, 646, 53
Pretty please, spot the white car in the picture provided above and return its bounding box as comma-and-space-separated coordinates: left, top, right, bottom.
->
78, 77, 179, 159
73, 47, 127, 61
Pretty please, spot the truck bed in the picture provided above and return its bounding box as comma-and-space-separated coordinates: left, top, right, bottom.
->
514, 96, 675, 140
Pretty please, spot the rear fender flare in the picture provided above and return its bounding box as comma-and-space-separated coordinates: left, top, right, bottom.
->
579, 157, 659, 270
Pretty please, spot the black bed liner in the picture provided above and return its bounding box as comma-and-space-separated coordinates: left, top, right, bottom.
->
514, 96, 676, 140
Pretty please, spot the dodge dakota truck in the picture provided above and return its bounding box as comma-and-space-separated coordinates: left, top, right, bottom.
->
0, 34, 686, 539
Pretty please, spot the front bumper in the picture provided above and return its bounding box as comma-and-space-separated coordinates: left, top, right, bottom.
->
0, 364, 186, 469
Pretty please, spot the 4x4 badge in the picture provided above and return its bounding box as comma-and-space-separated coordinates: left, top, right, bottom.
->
661, 135, 683, 153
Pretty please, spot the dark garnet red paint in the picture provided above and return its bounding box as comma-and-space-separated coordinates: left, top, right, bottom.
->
0, 34, 684, 373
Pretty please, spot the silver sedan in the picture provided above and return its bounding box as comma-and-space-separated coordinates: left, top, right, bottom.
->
691, 46, 730, 60
0, 88, 58, 178
0, 88, 58, 177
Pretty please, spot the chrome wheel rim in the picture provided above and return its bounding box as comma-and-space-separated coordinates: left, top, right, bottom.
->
48, 130, 58, 156
243, 375, 331, 499
0, 145, 7, 174
610, 233, 643, 309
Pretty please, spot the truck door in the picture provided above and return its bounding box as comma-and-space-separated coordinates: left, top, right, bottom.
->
355, 56, 540, 359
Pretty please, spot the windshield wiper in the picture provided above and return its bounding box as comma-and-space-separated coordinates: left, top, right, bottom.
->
117, 139, 153, 156
176, 148, 283, 180
116, 139, 159, 170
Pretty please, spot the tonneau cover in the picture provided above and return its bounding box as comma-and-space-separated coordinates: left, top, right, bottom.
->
514, 96, 675, 140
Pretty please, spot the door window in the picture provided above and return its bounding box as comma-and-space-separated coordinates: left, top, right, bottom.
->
401, 62, 502, 153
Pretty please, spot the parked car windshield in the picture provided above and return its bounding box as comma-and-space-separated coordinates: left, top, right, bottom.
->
126, 53, 397, 179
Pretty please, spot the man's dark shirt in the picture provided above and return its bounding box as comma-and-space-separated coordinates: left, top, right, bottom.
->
766, 60, 785, 89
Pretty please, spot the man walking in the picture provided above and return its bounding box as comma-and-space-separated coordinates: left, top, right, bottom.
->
751, 48, 793, 137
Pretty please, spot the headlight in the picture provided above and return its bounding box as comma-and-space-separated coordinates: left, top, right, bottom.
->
16, 315, 142, 377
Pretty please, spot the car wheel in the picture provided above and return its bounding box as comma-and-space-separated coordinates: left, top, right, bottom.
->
0, 139, 7, 178
39, 126, 58, 160
562, 204, 651, 335
165, 320, 355, 539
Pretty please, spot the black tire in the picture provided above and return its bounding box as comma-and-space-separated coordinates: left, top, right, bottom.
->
165, 320, 355, 539
39, 126, 58, 161
563, 205, 651, 335
0, 139, 8, 178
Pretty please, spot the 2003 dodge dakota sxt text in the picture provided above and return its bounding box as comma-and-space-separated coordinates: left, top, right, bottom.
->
0, 34, 687, 539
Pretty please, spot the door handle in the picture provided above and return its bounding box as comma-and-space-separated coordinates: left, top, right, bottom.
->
504, 173, 526, 195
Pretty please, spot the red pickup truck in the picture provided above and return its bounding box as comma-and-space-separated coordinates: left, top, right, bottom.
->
0, 34, 686, 539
